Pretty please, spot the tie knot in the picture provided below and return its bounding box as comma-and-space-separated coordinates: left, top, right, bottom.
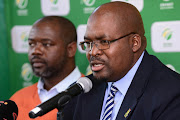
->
110, 84, 118, 97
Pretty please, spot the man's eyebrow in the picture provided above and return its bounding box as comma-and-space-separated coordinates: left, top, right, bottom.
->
41, 39, 52, 42
28, 38, 33, 41
28, 38, 52, 42
95, 35, 107, 40
84, 35, 107, 40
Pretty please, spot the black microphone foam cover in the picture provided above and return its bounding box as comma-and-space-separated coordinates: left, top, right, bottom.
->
0, 100, 18, 120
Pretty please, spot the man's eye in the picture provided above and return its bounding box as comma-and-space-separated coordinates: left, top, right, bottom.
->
100, 40, 109, 44
28, 42, 35, 47
43, 43, 51, 47
85, 41, 91, 45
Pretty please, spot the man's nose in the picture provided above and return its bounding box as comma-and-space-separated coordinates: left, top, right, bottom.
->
31, 43, 43, 55
89, 43, 102, 56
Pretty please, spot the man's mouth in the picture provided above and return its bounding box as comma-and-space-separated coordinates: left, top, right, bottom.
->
31, 58, 46, 68
32, 62, 45, 68
91, 63, 105, 72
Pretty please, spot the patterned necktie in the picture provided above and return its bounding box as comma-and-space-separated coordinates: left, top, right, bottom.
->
102, 84, 118, 120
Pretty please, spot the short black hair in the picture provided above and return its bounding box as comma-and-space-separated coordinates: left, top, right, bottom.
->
36, 16, 77, 45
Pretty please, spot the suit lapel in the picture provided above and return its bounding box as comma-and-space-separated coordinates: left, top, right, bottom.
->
116, 51, 153, 120
82, 77, 107, 120
90, 82, 107, 119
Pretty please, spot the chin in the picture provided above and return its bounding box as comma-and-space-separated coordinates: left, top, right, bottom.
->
33, 70, 43, 77
93, 71, 109, 82
33, 73, 41, 77
33, 71, 47, 78
33, 68, 52, 78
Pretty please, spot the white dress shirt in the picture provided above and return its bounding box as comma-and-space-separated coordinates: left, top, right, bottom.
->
100, 52, 144, 120
37, 67, 81, 103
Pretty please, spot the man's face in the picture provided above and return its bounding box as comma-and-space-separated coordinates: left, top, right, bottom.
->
85, 14, 135, 82
28, 23, 68, 78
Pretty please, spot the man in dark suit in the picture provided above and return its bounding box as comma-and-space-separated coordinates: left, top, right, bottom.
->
72, 1, 180, 120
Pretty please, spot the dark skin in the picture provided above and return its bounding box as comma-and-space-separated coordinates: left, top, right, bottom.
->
85, 2, 147, 82
28, 17, 77, 90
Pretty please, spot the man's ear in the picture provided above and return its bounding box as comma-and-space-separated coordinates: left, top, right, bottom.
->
131, 34, 141, 52
67, 41, 77, 58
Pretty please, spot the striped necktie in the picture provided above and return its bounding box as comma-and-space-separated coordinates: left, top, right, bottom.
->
102, 84, 118, 120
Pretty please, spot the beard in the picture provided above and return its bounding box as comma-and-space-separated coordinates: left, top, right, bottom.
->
89, 56, 114, 82
33, 65, 59, 79
32, 55, 68, 79
92, 66, 113, 82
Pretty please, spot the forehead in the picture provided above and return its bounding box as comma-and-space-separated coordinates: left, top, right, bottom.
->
29, 23, 61, 40
85, 13, 123, 39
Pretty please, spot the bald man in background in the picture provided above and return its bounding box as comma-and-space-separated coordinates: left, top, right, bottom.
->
72, 1, 180, 120
10, 16, 84, 120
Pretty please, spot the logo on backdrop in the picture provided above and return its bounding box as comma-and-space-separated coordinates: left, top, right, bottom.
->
77, 24, 87, 53
21, 63, 33, 82
160, 0, 174, 10
166, 64, 180, 73
83, 0, 96, 6
162, 28, 172, 40
151, 21, 180, 52
21, 63, 34, 87
111, 0, 144, 12
16, 0, 28, 9
11, 25, 32, 53
16, 0, 28, 16
20, 31, 29, 42
86, 65, 92, 75
166, 64, 176, 71
41, 0, 70, 16
50, 0, 58, 4
81, 0, 96, 14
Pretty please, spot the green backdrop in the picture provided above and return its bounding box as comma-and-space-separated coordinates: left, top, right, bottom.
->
0, 0, 180, 100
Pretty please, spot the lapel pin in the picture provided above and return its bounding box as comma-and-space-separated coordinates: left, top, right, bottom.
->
124, 108, 131, 118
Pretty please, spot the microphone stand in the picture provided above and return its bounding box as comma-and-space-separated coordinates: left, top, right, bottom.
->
57, 106, 64, 120
57, 95, 71, 120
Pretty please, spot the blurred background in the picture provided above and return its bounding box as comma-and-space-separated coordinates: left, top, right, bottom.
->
0, 0, 180, 100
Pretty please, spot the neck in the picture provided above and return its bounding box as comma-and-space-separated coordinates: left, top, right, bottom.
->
42, 63, 76, 91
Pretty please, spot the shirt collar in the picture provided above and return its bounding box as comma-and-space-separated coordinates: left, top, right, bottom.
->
109, 51, 144, 96
37, 67, 81, 94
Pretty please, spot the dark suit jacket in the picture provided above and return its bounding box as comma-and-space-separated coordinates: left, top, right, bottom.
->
64, 51, 180, 120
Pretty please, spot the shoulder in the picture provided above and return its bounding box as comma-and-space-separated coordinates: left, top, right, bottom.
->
142, 51, 180, 82
10, 83, 38, 101
135, 51, 180, 104
150, 54, 180, 82
142, 52, 180, 102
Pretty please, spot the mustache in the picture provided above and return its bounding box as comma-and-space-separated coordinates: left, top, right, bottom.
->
90, 56, 105, 63
30, 56, 46, 64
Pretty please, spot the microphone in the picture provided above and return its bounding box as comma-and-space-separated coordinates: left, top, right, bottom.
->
29, 77, 92, 118
0, 100, 18, 120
